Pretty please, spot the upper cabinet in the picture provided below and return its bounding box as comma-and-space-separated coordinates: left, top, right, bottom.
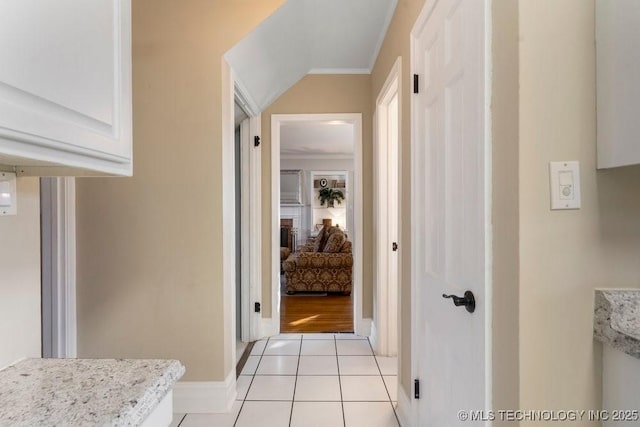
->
596, 0, 640, 169
0, 0, 132, 176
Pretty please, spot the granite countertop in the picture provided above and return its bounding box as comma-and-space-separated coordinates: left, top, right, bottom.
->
0, 358, 185, 427
594, 289, 640, 359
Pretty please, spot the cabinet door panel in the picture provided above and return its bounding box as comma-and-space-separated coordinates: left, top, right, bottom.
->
0, 0, 131, 174
596, 0, 640, 169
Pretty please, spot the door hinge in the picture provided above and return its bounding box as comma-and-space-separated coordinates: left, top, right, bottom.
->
414, 379, 420, 399
392, 242, 398, 252
413, 74, 419, 94
254, 136, 261, 147
254, 302, 261, 313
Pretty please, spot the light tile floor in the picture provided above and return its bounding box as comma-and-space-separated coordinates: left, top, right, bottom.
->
171, 333, 399, 427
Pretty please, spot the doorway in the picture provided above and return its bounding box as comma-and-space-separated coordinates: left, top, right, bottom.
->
271, 113, 364, 335
230, 78, 264, 359
373, 57, 401, 357
280, 169, 353, 333
234, 100, 249, 362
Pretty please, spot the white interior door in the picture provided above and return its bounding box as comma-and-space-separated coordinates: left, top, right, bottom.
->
387, 93, 399, 357
374, 59, 401, 357
411, 0, 489, 425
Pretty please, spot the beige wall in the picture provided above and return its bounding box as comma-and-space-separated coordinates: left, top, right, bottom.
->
491, 0, 520, 421
370, 0, 426, 399
261, 74, 373, 318
0, 178, 41, 369
76, 0, 286, 382
519, 0, 640, 422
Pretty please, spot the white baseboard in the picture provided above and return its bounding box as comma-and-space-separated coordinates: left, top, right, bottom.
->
173, 371, 236, 414
257, 316, 278, 339
397, 385, 413, 427
356, 317, 372, 337
370, 321, 379, 353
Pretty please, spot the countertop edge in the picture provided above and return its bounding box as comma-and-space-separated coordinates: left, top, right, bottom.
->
594, 290, 640, 360
117, 359, 186, 427
0, 358, 186, 427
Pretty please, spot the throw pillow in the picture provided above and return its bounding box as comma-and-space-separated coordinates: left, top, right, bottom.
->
323, 230, 346, 253
313, 227, 328, 252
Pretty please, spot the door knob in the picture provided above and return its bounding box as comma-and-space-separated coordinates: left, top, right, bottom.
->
442, 290, 476, 313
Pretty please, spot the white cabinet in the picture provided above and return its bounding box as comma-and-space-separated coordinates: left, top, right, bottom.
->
602, 346, 640, 426
596, 0, 640, 169
0, 0, 132, 176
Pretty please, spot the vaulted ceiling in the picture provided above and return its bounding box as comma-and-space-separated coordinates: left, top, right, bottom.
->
225, 0, 398, 112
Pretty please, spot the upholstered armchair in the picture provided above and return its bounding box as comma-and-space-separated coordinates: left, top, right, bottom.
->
282, 226, 353, 294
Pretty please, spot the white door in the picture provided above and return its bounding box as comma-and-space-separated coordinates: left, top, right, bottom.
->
411, 0, 488, 425
374, 58, 401, 357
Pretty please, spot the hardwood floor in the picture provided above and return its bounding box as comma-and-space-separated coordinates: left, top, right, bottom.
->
280, 293, 353, 333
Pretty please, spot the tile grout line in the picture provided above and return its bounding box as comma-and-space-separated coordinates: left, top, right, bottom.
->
367, 338, 401, 426
239, 399, 392, 402
175, 413, 187, 427
335, 335, 347, 427
287, 336, 303, 426
233, 337, 270, 426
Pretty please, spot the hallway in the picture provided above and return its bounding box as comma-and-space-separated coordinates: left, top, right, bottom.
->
172, 333, 399, 426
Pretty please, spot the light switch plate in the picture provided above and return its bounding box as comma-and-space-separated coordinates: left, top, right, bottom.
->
0, 171, 17, 215
550, 161, 580, 210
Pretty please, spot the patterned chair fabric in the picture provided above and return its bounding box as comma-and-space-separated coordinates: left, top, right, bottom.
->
283, 226, 353, 294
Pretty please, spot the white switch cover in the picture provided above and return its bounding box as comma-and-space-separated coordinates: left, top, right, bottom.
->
0, 172, 17, 215
550, 161, 580, 210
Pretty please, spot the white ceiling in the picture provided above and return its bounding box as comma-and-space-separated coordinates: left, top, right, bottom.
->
224, 0, 398, 112
281, 121, 354, 157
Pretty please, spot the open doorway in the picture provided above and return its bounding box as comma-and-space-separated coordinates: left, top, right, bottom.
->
372, 57, 401, 357
271, 113, 363, 334
234, 99, 249, 363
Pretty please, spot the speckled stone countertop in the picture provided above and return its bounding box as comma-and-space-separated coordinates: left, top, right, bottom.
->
594, 289, 640, 359
0, 358, 185, 427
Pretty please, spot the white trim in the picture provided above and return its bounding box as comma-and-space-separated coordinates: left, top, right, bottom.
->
271, 113, 364, 335
248, 114, 263, 342
173, 371, 236, 414
222, 60, 237, 373
240, 118, 251, 343
280, 153, 354, 161
271, 117, 282, 335
397, 385, 415, 427
232, 79, 260, 117
307, 68, 371, 75
41, 177, 77, 359
370, 321, 378, 350
373, 57, 402, 357
62, 178, 77, 358
483, 0, 494, 414
233, 70, 263, 343
358, 318, 372, 339
140, 391, 173, 427
410, 12, 421, 426
258, 317, 279, 338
